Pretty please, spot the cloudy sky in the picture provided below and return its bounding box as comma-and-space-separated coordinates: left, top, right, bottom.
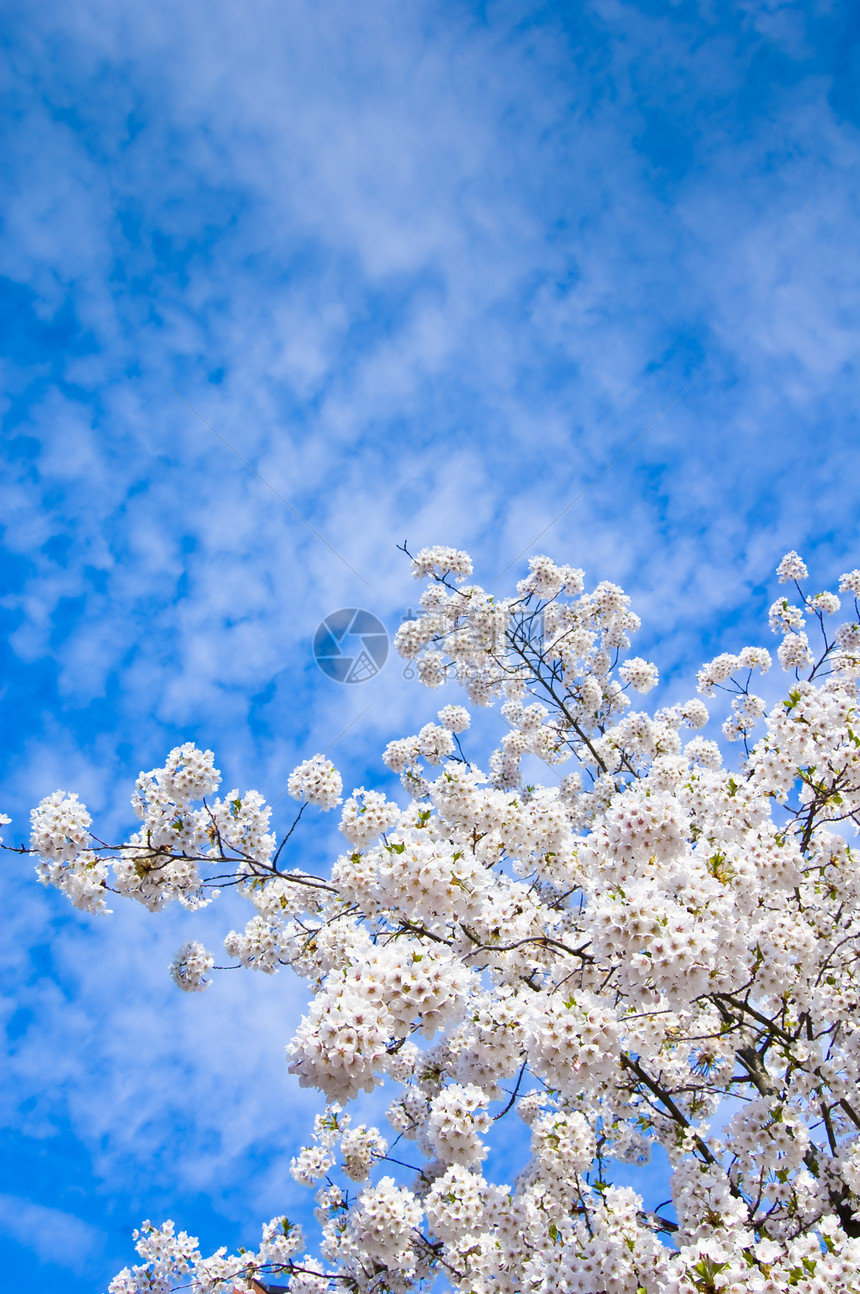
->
2, 0, 860, 1287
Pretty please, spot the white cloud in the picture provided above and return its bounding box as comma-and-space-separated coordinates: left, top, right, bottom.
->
0, 1192, 104, 1272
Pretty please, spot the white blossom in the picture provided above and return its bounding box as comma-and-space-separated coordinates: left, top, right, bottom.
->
287, 755, 343, 810
30, 790, 92, 861
411, 545, 473, 582
169, 940, 214, 992
619, 655, 659, 692
437, 704, 471, 733
777, 550, 809, 583
15, 546, 860, 1294
839, 569, 860, 597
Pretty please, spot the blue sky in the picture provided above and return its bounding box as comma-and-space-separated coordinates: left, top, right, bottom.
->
2, 0, 860, 1287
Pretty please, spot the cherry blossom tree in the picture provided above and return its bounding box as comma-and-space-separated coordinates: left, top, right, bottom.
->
5, 545, 860, 1294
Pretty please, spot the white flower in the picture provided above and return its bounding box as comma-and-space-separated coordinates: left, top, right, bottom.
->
169, 941, 214, 992
809, 591, 840, 615
697, 653, 739, 694
777, 550, 809, 583
288, 756, 343, 810
738, 645, 772, 673
30, 791, 92, 861
287, 985, 391, 1101
839, 569, 860, 596
417, 722, 455, 763
426, 1083, 491, 1165
411, 545, 473, 582
340, 1124, 388, 1181
619, 656, 659, 693
777, 632, 814, 671
679, 698, 709, 728
517, 554, 566, 598
348, 1177, 421, 1268
290, 1144, 334, 1185
769, 598, 805, 635
424, 1164, 486, 1241
437, 704, 471, 733
339, 789, 400, 847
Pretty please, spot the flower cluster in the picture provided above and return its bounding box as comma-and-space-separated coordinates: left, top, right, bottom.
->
30, 792, 110, 914
409, 545, 473, 582
108, 1215, 308, 1294
288, 756, 343, 810
169, 940, 215, 992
